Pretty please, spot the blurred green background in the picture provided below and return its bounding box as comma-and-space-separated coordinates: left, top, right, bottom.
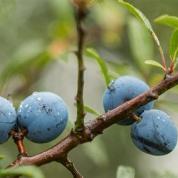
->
0, 0, 178, 178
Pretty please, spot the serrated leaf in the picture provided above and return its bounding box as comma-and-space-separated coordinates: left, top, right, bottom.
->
116, 166, 135, 178
145, 60, 164, 70
118, 0, 153, 32
84, 105, 100, 116
155, 15, 178, 29
169, 29, 178, 61
128, 17, 154, 75
0, 166, 44, 178
85, 48, 111, 86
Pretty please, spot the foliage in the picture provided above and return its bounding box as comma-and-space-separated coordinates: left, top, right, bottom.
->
0, 166, 44, 178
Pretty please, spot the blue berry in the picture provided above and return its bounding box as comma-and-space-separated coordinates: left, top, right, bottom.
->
17, 92, 68, 143
131, 109, 178, 155
103, 76, 154, 125
0, 96, 16, 143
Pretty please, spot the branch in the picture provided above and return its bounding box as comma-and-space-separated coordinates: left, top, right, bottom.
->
8, 73, 178, 168
59, 157, 83, 178
74, 2, 87, 131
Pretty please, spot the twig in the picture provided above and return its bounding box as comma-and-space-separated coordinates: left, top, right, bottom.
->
8, 72, 178, 168
74, 4, 87, 131
59, 157, 83, 178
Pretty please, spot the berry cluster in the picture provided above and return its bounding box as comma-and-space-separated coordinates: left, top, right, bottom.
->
103, 76, 178, 155
0, 78, 177, 156
0, 92, 68, 144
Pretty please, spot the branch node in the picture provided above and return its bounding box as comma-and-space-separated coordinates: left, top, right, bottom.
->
148, 91, 159, 99
130, 113, 141, 122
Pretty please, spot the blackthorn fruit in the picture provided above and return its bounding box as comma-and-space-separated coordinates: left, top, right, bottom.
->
0, 96, 16, 143
17, 92, 68, 143
103, 76, 154, 125
131, 109, 178, 155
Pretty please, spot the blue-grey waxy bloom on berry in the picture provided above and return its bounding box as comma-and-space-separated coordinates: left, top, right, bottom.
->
103, 76, 154, 125
17, 92, 68, 143
131, 109, 178, 155
0, 96, 16, 143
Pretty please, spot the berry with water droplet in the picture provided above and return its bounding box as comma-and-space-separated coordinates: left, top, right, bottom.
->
131, 109, 178, 155
17, 92, 68, 143
0, 96, 16, 143
103, 76, 154, 125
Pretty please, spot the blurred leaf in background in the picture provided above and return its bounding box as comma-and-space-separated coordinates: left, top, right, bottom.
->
116, 166, 135, 178
0, 166, 44, 178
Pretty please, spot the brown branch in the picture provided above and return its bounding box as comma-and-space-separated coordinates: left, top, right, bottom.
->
74, 4, 87, 131
59, 157, 83, 178
8, 73, 178, 168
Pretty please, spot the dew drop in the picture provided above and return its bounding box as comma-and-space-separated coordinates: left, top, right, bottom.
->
37, 97, 42, 101
25, 104, 29, 108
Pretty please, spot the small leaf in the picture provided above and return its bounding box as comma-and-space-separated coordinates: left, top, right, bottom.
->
145, 60, 164, 70
85, 48, 111, 86
116, 166, 135, 178
84, 105, 100, 116
118, 0, 162, 57
118, 0, 153, 32
169, 29, 178, 61
155, 15, 178, 29
0, 166, 44, 178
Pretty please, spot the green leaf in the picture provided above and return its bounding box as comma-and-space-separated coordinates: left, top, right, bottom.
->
128, 17, 154, 75
85, 48, 111, 86
118, 0, 162, 56
155, 15, 178, 29
118, 0, 153, 32
116, 166, 135, 178
0, 166, 45, 178
145, 60, 164, 70
74, 103, 100, 116
84, 105, 100, 116
169, 29, 178, 61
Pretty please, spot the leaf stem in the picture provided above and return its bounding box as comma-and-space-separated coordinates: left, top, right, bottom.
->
11, 130, 28, 157
151, 32, 167, 72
